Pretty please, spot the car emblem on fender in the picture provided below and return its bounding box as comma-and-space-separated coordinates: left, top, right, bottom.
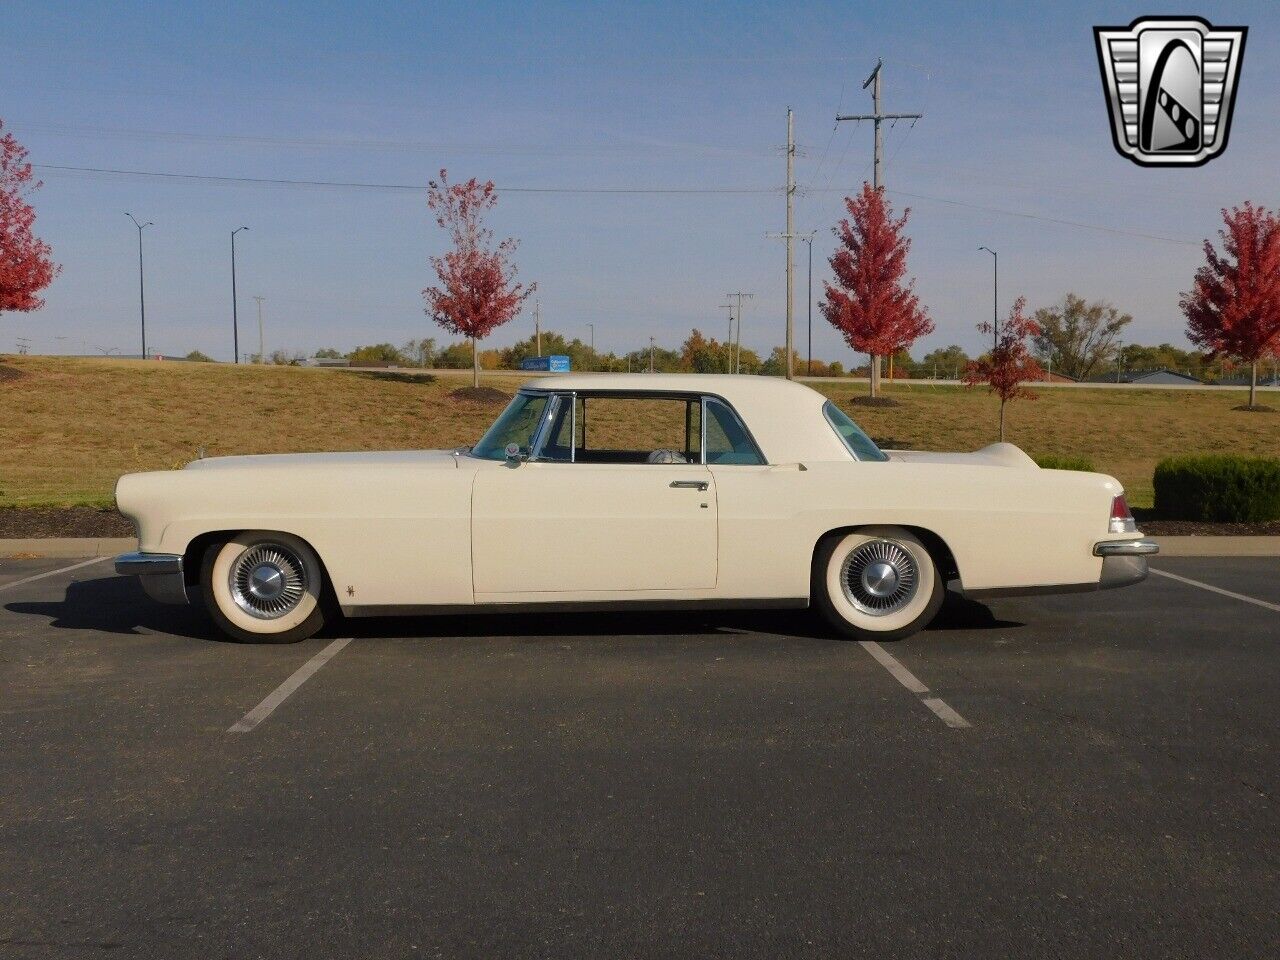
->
1094, 16, 1246, 167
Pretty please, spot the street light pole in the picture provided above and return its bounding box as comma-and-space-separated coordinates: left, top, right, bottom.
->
978, 246, 998, 350
799, 231, 817, 376
126, 214, 152, 358
231, 227, 249, 363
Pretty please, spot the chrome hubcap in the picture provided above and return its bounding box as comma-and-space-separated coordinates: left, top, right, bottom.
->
840, 540, 918, 616
229, 544, 307, 619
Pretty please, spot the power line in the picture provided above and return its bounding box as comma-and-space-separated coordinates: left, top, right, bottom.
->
33, 164, 777, 195
33, 163, 1200, 244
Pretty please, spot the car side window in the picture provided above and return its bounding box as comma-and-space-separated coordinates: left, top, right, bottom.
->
542, 395, 703, 464
703, 397, 765, 465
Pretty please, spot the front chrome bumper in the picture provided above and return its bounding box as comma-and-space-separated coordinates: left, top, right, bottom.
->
115, 552, 188, 605
1093, 538, 1159, 590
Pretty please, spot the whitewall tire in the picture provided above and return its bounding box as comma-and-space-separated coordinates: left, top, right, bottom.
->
814, 527, 944, 641
201, 532, 328, 644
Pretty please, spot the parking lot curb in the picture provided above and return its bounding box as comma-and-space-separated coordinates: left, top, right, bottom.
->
1152, 536, 1280, 557
0, 537, 136, 558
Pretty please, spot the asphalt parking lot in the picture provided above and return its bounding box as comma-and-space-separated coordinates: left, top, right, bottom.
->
2, 556, 1277, 959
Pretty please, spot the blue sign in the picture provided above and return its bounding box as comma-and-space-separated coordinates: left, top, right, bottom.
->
520, 355, 571, 372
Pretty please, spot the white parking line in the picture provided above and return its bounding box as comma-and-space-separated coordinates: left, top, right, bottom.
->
858, 640, 971, 729
1150, 568, 1280, 613
228, 638, 353, 733
0, 556, 109, 593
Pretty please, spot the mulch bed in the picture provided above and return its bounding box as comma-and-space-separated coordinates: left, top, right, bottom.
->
849, 396, 902, 408
1137, 519, 1280, 536
448, 386, 511, 404
0, 364, 28, 385
0, 507, 134, 539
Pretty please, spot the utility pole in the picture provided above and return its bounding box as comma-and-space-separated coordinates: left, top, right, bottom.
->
762, 109, 800, 379
835, 59, 922, 192
648, 336, 655, 373
534, 300, 542, 357
724, 291, 754, 373
1116, 340, 1123, 384
587, 323, 594, 369
253, 296, 266, 362
16, 337, 30, 356
125, 214, 152, 358
719, 303, 735, 373
836, 60, 922, 391
230, 226, 248, 364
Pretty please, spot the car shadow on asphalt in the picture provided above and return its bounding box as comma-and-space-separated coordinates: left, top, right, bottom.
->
6, 577, 1022, 644
5, 575, 217, 641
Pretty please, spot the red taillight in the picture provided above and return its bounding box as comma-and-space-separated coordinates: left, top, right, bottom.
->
1109, 495, 1136, 533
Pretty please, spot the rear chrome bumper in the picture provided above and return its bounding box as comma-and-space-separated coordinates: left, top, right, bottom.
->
1093, 539, 1160, 557
115, 552, 188, 605
1094, 539, 1159, 591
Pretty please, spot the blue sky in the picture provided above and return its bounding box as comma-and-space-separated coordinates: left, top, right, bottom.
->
3, 1, 1275, 362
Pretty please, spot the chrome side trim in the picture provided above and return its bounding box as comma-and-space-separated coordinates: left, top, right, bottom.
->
1093, 539, 1160, 557
115, 552, 183, 576
342, 597, 810, 618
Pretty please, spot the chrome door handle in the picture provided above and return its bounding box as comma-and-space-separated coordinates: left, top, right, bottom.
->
669, 480, 709, 491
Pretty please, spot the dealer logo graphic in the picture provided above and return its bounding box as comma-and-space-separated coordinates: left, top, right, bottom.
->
1094, 16, 1246, 167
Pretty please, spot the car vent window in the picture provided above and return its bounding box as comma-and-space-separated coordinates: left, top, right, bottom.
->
703, 398, 765, 465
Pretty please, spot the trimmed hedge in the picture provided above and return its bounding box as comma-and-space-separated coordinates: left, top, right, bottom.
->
1034, 454, 1096, 472
1154, 454, 1280, 522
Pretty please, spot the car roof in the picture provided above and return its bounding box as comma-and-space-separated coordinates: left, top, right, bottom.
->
521, 374, 852, 464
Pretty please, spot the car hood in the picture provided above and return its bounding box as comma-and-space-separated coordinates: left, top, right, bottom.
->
883, 442, 1038, 469
183, 449, 465, 471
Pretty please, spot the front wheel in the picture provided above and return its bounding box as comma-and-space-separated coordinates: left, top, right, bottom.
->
813, 527, 944, 641
201, 532, 328, 644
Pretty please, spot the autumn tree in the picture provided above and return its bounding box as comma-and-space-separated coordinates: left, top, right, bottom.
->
963, 297, 1044, 441
422, 169, 533, 387
0, 119, 58, 319
821, 183, 932, 399
1181, 202, 1280, 410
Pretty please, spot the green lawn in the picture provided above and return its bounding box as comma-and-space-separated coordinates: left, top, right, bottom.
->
1, 356, 1275, 509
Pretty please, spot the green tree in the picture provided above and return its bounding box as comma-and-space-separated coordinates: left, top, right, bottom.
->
402, 337, 436, 367
347, 343, 407, 365
314, 347, 344, 359
921, 344, 970, 379
679, 329, 731, 373
184, 350, 214, 363
435, 341, 475, 368
1032, 294, 1132, 381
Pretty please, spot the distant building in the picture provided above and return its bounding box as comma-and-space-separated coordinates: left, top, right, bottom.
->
1089, 368, 1202, 385
301, 356, 351, 367
1041, 370, 1078, 383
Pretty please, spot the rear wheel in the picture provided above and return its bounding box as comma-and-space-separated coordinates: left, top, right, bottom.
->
201, 532, 327, 644
813, 527, 944, 641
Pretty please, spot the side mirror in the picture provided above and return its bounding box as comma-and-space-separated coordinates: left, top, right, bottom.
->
504, 442, 528, 467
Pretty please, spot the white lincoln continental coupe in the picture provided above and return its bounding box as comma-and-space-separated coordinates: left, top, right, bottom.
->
114, 374, 1157, 644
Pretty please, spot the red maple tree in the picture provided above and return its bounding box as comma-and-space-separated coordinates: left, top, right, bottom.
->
963, 297, 1044, 441
821, 183, 933, 398
1, 120, 58, 316
423, 169, 533, 386
1181, 202, 1280, 409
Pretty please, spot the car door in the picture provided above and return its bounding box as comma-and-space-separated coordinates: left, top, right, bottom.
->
471, 393, 718, 596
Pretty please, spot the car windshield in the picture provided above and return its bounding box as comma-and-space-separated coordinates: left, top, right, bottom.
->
471, 392, 551, 461
823, 400, 889, 462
